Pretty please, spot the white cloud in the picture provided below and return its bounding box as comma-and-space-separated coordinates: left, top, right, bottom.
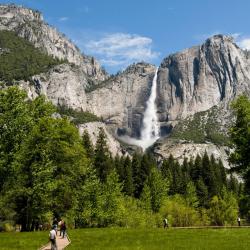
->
237, 37, 250, 50
85, 33, 160, 67
59, 17, 69, 22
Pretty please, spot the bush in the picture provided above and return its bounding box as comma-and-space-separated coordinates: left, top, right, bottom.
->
159, 195, 201, 227
0, 221, 15, 232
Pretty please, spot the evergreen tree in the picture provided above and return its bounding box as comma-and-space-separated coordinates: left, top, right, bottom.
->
190, 155, 202, 182
82, 130, 94, 160
228, 174, 239, 195
131, 152, 142, 198
160, 155, 175, 179
196, 178, 208, 207
94, 128, 112, 182
229, 95, 250, 194
202, 152, 218, 197
123, 156, 134, 196
137, 153, 152, 197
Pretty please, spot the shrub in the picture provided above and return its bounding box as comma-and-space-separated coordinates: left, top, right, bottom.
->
159, 195, 200, 227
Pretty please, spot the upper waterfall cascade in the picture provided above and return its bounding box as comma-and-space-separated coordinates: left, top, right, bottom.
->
119, 67, 160, 151
140, 67, 160, 149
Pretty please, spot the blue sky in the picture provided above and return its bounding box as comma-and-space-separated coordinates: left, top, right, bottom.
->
1, 0, 250, 73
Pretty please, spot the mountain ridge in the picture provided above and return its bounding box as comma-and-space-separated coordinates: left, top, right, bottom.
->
1, 4, 250, 161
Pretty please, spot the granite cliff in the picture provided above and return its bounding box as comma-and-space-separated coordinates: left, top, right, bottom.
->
1, 4, 250, 160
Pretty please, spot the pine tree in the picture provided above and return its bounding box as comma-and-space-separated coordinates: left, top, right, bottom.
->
196, 178, 208, 207
131, 152, 142, 198
138, 153, 152, 196
114, 154, 124, 182
161, 155, 175, 179
94, 127, 112, 182
190, 155, 202, 182
82, 129, 94, 160
123, 156, 134, 196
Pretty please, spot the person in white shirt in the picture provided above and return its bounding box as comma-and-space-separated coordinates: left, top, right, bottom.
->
237, 216, 241, 226
49, 226, 57, 250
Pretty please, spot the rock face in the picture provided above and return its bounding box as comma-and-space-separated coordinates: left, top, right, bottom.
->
78, 122, 125, 156
157, 35, 250, 123
18, 63, 90, 111
0, 4, 107, 81
154, 138, 230, 168
2, 4, 250, 161
86, 63, 156, 137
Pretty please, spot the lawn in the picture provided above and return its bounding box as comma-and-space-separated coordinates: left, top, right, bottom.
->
0, 231, 48, 250
0, 228, 249, 250
66, 228, 250, 250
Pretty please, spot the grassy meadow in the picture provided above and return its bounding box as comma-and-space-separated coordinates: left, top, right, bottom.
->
0, 231, 48, 250
0, 228, 250, 250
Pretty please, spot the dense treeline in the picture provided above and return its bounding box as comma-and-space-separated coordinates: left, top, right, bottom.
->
0, 30, 64, 84
0, 87, 249, 231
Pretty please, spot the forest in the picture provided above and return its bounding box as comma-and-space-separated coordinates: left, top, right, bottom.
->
0, 87, 249, 231
0, 30, 64, 84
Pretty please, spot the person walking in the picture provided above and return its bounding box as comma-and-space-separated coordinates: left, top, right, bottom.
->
53, 218, 58, 235
163, 218, 168, 229
237, 216, 241, 226
49, 226, 57, 250
58, 219, 62, 236
61, 221, 67, 238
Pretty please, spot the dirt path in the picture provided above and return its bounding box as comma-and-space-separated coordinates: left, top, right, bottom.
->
40, 234, 70, 250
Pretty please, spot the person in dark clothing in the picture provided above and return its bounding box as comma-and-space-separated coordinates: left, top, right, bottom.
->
53, 218, 58, 235
61, 221, 66, 238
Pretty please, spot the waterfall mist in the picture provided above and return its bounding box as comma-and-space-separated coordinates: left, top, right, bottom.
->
119, 67, 160, 151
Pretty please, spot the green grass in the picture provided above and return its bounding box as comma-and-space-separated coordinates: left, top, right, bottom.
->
0, 231, 48, 250
67, 228, 250, 250
0, 228, 249, 250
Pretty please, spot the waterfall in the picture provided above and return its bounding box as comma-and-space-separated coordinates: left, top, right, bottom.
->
139, 67, 160, 150
119, 67, 160, 151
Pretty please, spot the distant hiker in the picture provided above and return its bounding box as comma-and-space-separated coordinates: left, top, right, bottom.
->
58, 220, 62, 236
237, 216, 241, 226
163, 218, 168, 229
53, 218, 58, 235
38, 223, 43, 231
49, 226, 57, 250
61, 221, 67, 238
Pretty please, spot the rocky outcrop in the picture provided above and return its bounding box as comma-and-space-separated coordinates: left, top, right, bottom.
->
19, 64, 90, 110
0, 4, 107, 81
78, 122, 125, 156
86, 63, 156, 137
157, 35, 250, 124
154, 138, 230, 168
2, 4, 250, 162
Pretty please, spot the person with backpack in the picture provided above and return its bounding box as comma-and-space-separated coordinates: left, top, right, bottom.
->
49, 225, 57, 250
